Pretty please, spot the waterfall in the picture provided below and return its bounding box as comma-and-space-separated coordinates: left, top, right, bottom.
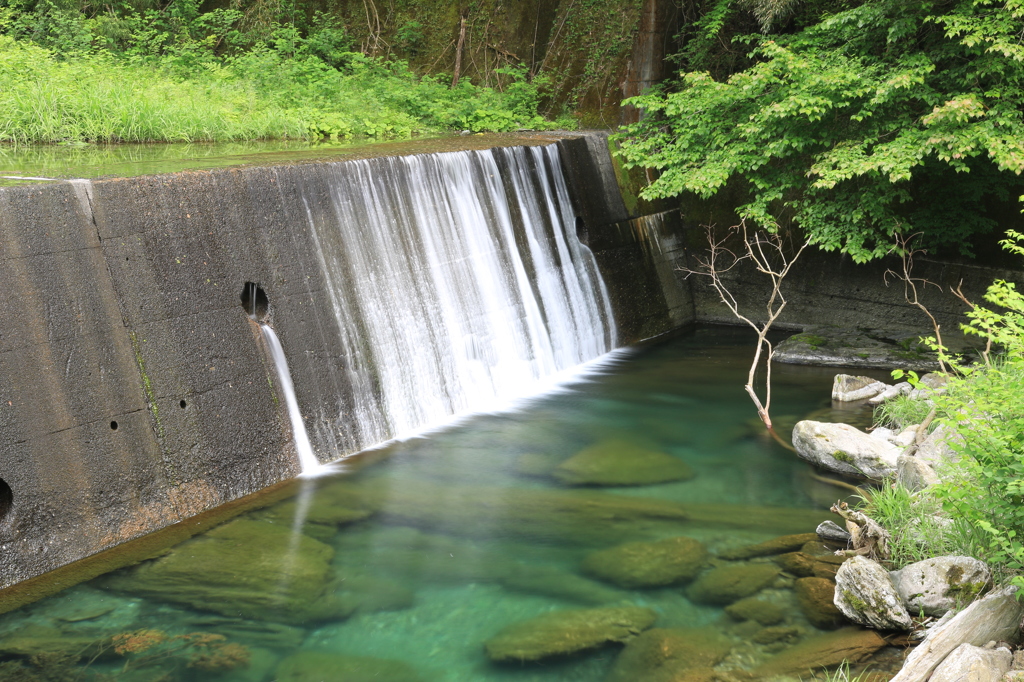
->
261, 324, 321, 475
305, 143, 617, 449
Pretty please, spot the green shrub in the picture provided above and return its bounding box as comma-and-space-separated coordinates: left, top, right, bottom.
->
926, 231, 1024, 589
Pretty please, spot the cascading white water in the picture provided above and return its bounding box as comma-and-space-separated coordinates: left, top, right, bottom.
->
306, 143, 617, 449
261, 324, 321, 474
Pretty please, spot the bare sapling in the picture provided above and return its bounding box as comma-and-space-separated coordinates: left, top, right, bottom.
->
884, 233, 950, 373
682, 221, 809, 434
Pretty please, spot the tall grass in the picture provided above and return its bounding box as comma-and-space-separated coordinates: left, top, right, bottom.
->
859, 482, 987, 571
0, 35, 567, 144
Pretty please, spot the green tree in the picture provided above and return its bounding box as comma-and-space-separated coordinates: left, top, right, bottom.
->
616, 0, 1024, 261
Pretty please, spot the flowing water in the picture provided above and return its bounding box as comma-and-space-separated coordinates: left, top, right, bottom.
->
260, 325, 321, 476
303, 144, 615, 452
0, 326, 886, 682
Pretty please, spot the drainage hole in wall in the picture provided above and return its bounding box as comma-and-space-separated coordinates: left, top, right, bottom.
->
575, 216, 589, 245
179, 400, 187, 409
110, 420, 118, 430
240, 282, 269, 321
0, 478, 11, 522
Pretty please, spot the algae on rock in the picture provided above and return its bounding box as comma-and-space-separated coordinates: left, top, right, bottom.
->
553, 438, 694, 486
99, 519, 349, 624
581, 536, 708, 588
605, 627, 733, 682
687, 563, 781, 605
484, 605, 656, 662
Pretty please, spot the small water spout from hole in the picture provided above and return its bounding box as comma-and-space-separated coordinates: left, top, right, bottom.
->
260, 324, 320, 476
241, 282, 269, 322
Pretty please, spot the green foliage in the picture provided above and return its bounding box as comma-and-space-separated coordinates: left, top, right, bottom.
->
919, 233, 1024, 589
930, 361, 1024, 587
616, 0, 1024, 262
859, 480, 984, 570
0, 0, 561, 143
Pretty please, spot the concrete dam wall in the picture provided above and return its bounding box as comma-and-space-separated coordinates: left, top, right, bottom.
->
3, 130, 1019, 592
0, 134, 693, 589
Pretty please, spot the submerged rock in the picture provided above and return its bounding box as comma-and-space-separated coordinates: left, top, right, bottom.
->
687, 563, 781, 605
719, 533, 818, 560
753, 625, 802, 644
725, 597, 787, 625
930, 643, 1012, 682
890, 587, 1023, 682
889, 556, 991, 617
552, 439, 694, 486
752, 627, 888, 677
833, 375, 889, 402
795, 577, 845, 630
276, 651, 421, 682
775, 552, 816, 577
484, 606, 656, 662
834, 556, 913, 631
0, 624, 106, 659
606, 628, 733, 682
792, 420, 900, 479
581, 536, 708, 588
500, 564, 624, 605
100, 519, 349, 624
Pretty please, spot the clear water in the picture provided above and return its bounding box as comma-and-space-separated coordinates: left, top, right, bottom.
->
0, 327, 877, 682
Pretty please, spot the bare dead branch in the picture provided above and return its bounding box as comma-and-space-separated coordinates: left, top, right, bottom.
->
681, 221, 810, 431
884, 233, 948, 372
950, 281, 993, 365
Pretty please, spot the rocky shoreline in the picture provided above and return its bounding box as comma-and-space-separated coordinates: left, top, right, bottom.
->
787, 368, 1023, 682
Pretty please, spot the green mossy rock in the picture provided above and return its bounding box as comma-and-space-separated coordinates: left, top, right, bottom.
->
552, 439, 694, 486
515, 452, 565, 477
752, 626, 802, 644
101, 519, 349, 625
500, 564, 625, 605
687, 563, 781, 605
719, 533, 818, 560
795, 577, 845, 630
774, 551, 817, 577
275, 651, 421, 682
752, 627, 887, 677
484, 606, 656, 662
724, 597, 786, 625
581, 536, 708, 588
606, 628, 733, 682
367, 480, 691, 546
0, 624, 106, 659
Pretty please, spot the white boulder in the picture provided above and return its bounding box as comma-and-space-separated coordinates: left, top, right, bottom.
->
889, 556, 991, 617
834, 556, 914, 631
889, 587, 1023, 682
930, 643, 1012, 682
792, 421, 900, 479
897, 454, 941, 492
833, 374, 889, 402
918, 423, 963, 467
869, 381, 913, 405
